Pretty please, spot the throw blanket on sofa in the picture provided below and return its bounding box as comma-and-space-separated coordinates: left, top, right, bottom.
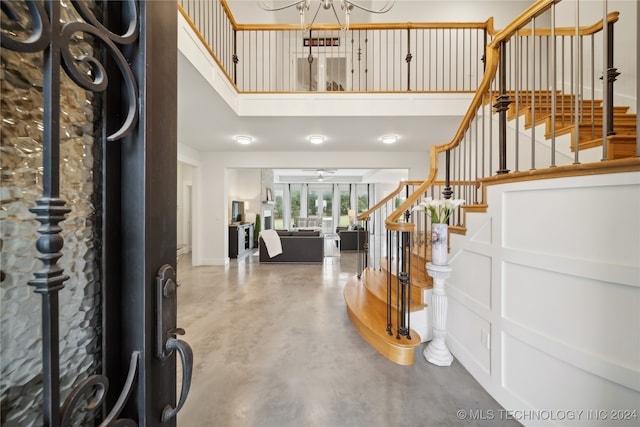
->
259, 229, 283, 258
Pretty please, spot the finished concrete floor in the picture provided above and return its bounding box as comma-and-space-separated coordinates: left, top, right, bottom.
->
176, 252, 521, 427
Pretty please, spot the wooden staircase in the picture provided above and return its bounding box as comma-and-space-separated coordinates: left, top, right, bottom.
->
344, 248, 432, 365
499, 90, 637, 159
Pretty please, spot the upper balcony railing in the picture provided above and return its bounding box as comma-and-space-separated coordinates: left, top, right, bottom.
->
178, 0, 496, 93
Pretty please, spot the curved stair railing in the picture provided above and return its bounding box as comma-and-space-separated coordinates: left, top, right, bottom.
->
354, 0, 638, 361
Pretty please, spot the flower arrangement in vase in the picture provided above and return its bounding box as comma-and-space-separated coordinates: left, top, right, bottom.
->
413, 197, 465, 265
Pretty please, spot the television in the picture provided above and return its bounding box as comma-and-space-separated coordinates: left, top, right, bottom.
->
231, 200, 245, 223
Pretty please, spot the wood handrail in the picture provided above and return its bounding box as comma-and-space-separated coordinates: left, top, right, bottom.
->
220, 0, 240, 28
357, 180, 423, 222
516, 11, 619, 37
234, 19, 496, 32
178, 4, 241, 93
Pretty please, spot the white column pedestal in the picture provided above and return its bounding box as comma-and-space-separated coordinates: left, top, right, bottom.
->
423, 263, 453, 367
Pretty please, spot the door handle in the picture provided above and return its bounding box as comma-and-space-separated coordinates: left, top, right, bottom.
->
161, 334, 193, 422
155, 264, 194, 422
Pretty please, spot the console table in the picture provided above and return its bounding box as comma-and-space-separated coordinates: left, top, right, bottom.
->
229, 223, 254, 258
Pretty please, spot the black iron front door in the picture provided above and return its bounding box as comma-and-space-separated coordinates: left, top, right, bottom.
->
0, 1, 191, 425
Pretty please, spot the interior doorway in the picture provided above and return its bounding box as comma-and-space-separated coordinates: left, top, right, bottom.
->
178, 162, 195, 261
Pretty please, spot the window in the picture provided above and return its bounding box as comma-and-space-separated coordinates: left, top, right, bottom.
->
356, 184, 369, 215
273, 184, 285, 229
289, 184, 302, 226
275, 183, 371, 230
307, 184, 332, 219
339, 184, 351, 227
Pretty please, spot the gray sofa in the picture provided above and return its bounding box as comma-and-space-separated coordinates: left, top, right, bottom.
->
259, 230, 324, 263
337, 226, 367, 251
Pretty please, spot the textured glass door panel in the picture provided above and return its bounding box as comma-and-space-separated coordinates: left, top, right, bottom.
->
0, 3, 102, 425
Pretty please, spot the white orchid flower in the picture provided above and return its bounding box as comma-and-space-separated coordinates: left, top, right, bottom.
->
412, 196, 433, 211
413, 197, 465, 223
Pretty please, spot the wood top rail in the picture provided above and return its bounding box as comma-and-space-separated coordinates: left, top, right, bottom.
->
234, 19, 496, 32
357, 180, 423, 222
516, 11, 619, 37
221, 0, 240, 28
178, 4, 241, 93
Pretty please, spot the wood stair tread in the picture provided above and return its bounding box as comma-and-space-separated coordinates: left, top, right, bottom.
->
384, 257, 433, 290
344, 277, 421, 366
494, 91, 637, 157
545, 121, 636, 140
510, 104, 630, 122
572, 134, 638, 158
524, 110, 636, 130
361, 268, 427, 310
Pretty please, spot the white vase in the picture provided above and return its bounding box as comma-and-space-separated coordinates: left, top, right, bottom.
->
431, 223, 448, 266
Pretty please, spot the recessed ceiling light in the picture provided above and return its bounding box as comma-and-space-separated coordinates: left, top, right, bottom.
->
307, 135, 325, 145
234, 135, 253, 145
381, 134, 398, 144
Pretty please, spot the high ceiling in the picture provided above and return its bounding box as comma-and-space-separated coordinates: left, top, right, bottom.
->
178, 53, 463, 154
176, 0, 469, 181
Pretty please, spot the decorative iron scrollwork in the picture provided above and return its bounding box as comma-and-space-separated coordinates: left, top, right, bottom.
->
1, 0, 140, 425
60, 351, 140, 427
2, 0, 139, 141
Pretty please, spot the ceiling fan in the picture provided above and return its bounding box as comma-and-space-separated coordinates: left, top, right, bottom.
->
302, 168, 337, 174
302, 168, 337, 182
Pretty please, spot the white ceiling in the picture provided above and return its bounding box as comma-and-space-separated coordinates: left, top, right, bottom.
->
177, 53, 463, 153
177, 54, 464, 180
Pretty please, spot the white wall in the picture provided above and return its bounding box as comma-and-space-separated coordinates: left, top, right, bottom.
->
555, 0, 637, 112
446, 171, 640, 426
228, 169, 262, 223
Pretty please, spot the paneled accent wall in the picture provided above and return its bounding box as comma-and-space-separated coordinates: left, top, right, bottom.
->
446, 171, 640, 425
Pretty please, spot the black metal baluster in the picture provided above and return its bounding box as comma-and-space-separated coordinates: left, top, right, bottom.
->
233, 29, 238, 85
444, 150, 453, 200
406, 28, 412, 91
494, 41, 511, 174
386, 230, 392, 336
605, 21, 619, 139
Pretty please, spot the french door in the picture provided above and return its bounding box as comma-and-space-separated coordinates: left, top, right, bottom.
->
294, 53, 348, 92
0, 1, 191, 425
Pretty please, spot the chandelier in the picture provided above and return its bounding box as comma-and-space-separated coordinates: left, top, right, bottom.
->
258, 0, 396, 32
